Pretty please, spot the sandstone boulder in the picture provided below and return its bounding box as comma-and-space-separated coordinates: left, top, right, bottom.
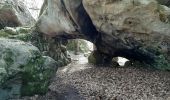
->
35, 0, 98, 40
0, 27, 71, 66
0, 38, 58, 99
83, 0, 170, 69
35, 0, 170, 70
0, 0, 35, 29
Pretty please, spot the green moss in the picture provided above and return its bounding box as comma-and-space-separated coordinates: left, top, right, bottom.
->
4, 29, 17, 35
8, 33, 33, 43
0, 38, 58, 97
88, 50, 103, 64
0, 28, 70, 68
21, 56, 56, 96
3, 49, 14, 66
0, 67, 7, 86
141, 45, 170, 70
0, 30, 10, 37
0, 27, 31, 40
17, 28, 31, 34
88, 53, 97, 64
21, 81, 48, 96
21, 59, 45, 95
153, 55, 170, 70
145, 46, 162, 56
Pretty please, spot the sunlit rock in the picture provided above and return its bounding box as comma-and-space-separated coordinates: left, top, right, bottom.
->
0, 0, 35, 29
83, 0, 170, 69
35, 0, 98, 40
34, 0, 170, 69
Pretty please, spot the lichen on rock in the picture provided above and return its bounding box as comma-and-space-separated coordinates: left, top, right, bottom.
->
0, 38, 58, 99
0, 27, 71, 66
0, 0, 35, 29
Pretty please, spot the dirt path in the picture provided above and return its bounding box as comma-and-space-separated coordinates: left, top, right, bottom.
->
29, 61, 170, 100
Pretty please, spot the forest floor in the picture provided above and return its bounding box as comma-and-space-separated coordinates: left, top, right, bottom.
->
22, 54, 170, 100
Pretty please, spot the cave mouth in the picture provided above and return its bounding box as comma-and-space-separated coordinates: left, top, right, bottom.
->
66, 39, 94, 64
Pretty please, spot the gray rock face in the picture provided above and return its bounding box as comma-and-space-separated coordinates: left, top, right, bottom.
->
28, 32, 71, 67
88, 50, 113, 65
157, 0, 170, 6
0, 27, 71, 67
83, 0, 170, 69
35, 0, 170, 70
0, 38, 58, 99
0, 0, 35, 29
36, 0, 98, 40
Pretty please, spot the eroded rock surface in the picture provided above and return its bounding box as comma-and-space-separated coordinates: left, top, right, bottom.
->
35, 0, 98, 40
35, 0, 170, 69
0, 0, 35, 29
0, 27, 71, 66
83, 0, 170, 69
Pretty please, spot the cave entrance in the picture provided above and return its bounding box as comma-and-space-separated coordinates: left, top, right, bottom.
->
112, 57, 129, 67
66, 39, 94, 64
66, 39, 129, 66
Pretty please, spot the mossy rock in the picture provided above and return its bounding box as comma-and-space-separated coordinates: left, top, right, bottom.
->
0, 27, 31, 38
0, 38, 58, 99
88, 50, 103, 64
0, 27, 70, 67
0, 29, 11, 37
152, 55, 170, 70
